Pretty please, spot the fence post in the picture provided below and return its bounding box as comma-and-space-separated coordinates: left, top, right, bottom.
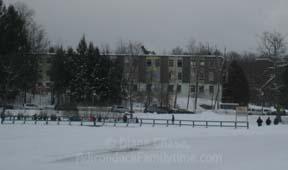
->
69, 118, 71, 126
235, 121, 237, 129
166, 120, 169, 127
220, 121, 222, 127
192, 121, 195, 127
46, 118, 48, 125
34, 118, 37, 125
206, 121, 208, 128
80, 118, 83, 126
247, 121, 249, 129
102, 118, 105, 126
153, 120, 155, 127
140, 119, 142, 127
179, 120, 181, 127
57, 118, 60, 125
12, 116, 15, 124
126, 119, 129, 127
23, 116, 26, 124
114, 119, 116, 127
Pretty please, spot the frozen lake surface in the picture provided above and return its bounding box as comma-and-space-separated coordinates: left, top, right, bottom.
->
0, 121, 287, 170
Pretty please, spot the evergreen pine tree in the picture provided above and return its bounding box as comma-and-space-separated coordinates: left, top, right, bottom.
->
222, 60, 250, 105
279, 66, 288, 108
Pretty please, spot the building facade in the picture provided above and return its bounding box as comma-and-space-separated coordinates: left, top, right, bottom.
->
111, 54, 224, 106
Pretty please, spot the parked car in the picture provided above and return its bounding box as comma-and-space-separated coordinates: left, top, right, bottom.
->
111, 105, 129, 113
0, 104, 14, 109
144, 105, 171, 114
170, 108, 195, 114
23, 103, 40, 110
42, 105, 55, 110
69, 115, 81, 121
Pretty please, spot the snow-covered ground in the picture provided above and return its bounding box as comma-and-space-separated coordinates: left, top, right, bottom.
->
0, 121, 288, 170
1, 98, 287, 170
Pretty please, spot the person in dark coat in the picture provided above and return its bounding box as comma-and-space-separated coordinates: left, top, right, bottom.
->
256, 117, 263, 127
32, 114, 37, 121
92, 116, 96, 126
135, 117, 139, 124
97, 115, 102, 122
171, 114, 175, 125
123, 114, 128, 123
273, 117, 280, 125
1, 112, 5, 124
265, 117, 271, 126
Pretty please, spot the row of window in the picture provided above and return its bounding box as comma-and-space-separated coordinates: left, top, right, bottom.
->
146, 59, 216, 68
190, 85, 214, 94
163, 71, 215, 82
146, 59, 183, 67
132, 84, 215, 94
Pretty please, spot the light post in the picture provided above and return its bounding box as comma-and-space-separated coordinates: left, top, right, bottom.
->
66, 89, 71, 105
91, 92, 97, 118
92, 92, 96, 106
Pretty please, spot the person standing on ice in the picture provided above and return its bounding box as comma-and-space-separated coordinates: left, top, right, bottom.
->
273, 117, 280, 125
171, 114, 175, 125
1, 112, 5, 124
256, 117, 263, 127
265, 117, 271, 126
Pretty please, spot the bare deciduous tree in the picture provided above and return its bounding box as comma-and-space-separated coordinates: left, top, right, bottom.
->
115, 40, 143, 112
15, 2, 49, 53
258, 31, 287, 57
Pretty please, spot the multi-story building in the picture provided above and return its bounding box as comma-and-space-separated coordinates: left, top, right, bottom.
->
111, 54, 224, 106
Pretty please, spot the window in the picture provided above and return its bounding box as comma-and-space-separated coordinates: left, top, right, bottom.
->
191, 61, 196, 66
125, 58, 129, 64
146, 84, 152, 92
169, 60, 174, 67
133, 85, 138, 92
46, 58, 52, 64
168, 85, 174, 92
200, 61, 205, 66
199, 72, 205, 80
191, 72, 196, 80
199, 86, 204, 93
177, 60, 182, 67
208, 72, 214, 82
169, 72, 173, 81
177, 85, 182, 93
178, 72, 182, 80
190, 85, 195, 92
209, 61, 214, 67
209, 86, 214, 94
146, 59, 152, 66
45, 82, 51, 87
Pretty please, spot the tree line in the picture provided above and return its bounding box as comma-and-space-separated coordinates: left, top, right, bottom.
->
50, 36, 124, 107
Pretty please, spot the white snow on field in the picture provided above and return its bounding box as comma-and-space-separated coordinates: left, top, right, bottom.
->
134, 111, 288, 126
0, 123, 288, 170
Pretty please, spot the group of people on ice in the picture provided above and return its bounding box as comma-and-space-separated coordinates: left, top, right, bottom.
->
256, 116, 281, 127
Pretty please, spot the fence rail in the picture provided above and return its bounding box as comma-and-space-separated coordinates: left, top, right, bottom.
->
0, 115, 249, 129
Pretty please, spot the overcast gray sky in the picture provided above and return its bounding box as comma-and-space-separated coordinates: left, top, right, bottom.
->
5, 0, 288, 53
